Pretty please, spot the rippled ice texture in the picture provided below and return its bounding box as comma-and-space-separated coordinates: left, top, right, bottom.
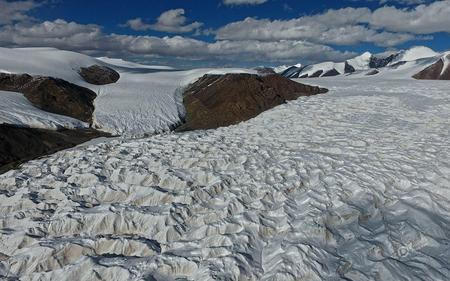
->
0, 77, 449, 281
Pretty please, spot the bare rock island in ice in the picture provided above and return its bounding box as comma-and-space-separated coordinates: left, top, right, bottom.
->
78, 65, 121, 85
178, 73, 327, 131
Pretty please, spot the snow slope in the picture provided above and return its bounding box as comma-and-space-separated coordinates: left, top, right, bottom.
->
354, 55, 442, 80
0, 47, 255, 135
1, 77, 449, 280
0, 90, 88, 129
388, 46, 438, 66
273, 64, 301, 74
0, 47, 100, 85
97, 57, 174, 70
299, 61, 345, 77
346, 51, 372, 70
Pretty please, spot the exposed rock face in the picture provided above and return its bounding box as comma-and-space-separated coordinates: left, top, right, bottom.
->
322, 69, 340, 77
79, 65, 120, 85
369, 54, 398, 68
413, 57, 450, 80
281, 66, 306, 78
344, 62, 356, 74
0, 124, 109, 174
177, 74, 327, 131
0, 73, 96, 123
309, 70, 323, 78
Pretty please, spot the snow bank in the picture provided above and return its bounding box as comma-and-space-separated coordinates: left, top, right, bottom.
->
0, 90, 88, 129
1, 77, 449, 280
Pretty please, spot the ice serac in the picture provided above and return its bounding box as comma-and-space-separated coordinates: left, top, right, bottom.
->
0, 73, 96, 123
177, 73, 327, 131
78, 65, 120, 85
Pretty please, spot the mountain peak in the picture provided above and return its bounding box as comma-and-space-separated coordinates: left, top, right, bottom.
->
396, 46, 438, 62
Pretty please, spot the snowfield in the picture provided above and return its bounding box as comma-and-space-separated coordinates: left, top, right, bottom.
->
1, 77, 449, 280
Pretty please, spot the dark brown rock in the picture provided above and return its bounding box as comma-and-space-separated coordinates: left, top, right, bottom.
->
0, 73, 97, 123
177, 74, 327, 131
79, 65, 120, 85
413, 58, 450, 80
0, 124, 110, 174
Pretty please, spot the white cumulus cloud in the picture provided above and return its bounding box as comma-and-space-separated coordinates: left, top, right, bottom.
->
0, 0, 40, 25
122, 9, 203, 33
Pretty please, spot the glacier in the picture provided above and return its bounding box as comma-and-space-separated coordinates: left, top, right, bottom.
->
0, 76, 449, 280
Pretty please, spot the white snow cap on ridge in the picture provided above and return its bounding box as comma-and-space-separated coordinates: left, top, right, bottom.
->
347, 51, 372, 70
97, 57, 174, 70
389, 46, 438, 65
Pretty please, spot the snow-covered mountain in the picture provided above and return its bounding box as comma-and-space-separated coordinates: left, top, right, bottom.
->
0, 47, 255, 136
388, 46, 438, 66
280, 46, 447, 79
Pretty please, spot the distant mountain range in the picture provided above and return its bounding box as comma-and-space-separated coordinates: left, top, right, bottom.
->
277, 46, 450, 80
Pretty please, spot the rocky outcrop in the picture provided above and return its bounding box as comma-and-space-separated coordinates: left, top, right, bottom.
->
309, 70, 323, 78
0, 124, 109, 174
344, 62, 355, 74
366, 69, 379, 76
322, 69, 340, 77
79, 65, 120, 85
281, 66, 306, 78
0, 73, 96, 123
177, 74, 327, 131
369, 54, 398, 68
413, 57, 450, 80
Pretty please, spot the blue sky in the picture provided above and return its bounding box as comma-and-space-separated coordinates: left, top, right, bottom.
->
0, 0, 449, 68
